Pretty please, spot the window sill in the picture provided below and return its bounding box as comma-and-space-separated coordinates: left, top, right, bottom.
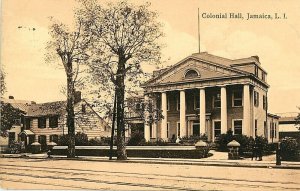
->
232, 105, 243, 108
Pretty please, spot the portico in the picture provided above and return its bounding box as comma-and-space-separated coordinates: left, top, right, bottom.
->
144, 84, 253, 142
140, 52, 269, 142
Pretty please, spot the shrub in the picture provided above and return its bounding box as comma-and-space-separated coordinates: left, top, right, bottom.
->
58, 135, 69, 146
281, 137, 300, 161
215, 129, 268, 156
58, 132, 89, 146
88, 138, 102, 146
181, 134, 208, 145
233, 134, 253, 154
140, 138, 168, 146
102, 137, 113, 145
88, 137, 110, 146
215, 129, 233, 151
254, 136, 268, 154
127, 131, 144, 146
75, 132, 89, 146
8, 141, 25, 154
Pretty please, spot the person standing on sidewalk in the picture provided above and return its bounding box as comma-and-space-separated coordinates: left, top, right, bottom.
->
256, 137, 263, 161
251, 138, 258, 160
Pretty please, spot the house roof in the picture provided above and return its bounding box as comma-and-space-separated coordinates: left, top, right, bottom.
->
1, 98, 32, 113
26, 101, 66, 117
9, 103, 31, 113
2, 97, 110, 130
1, 98, 33, 104
192, 52, 261, 65
143, 52, 268, 88
268, 113, 280, 119
277, 112, 298, 123
19, 130, 35, 136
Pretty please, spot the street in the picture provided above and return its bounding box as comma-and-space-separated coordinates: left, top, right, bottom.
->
0, 158, 299, 190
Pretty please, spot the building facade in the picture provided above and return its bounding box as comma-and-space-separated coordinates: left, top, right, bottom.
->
277, 112, 299, 140
140, 52, 278, 142
1, 93, 111, 150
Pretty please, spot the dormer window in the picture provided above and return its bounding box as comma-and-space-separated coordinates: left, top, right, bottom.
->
185, 69, 199, 79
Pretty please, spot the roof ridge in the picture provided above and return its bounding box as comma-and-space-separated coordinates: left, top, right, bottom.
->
192, 52, 234, 62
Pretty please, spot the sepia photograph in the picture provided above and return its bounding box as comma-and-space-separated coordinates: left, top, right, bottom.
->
1, 0, 300, 190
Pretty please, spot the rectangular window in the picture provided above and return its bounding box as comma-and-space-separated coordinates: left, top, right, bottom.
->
14, 118, 21, 125
38, 135, 47, 146
213, 93, 221, 108
214, 121, 221, 139
177, 97, 180, 111
270, 122, 273, 138
167, 97, 170, 111
38, 117, 46, 129
263, 95, 267, 110
233, 91, 243, 107
49, 116, 58, 128
274, 123, 277, 138
194, 94, 200, 110
264, 121, 267, 138
255, 120, 258, 136
233, 120, 242, 135
167, 122, 169, 138
177, 122, 180, 137
254, 91, 259, 107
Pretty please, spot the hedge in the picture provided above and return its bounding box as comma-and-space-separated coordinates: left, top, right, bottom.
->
51, 146, 210, 159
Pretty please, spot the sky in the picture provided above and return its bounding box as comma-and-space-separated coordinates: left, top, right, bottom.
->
1, 0, 300, 114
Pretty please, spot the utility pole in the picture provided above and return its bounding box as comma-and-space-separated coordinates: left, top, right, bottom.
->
198, 8, 201, 53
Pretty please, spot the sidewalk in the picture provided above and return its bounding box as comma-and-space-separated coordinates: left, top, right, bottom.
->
1, 150, 300, 169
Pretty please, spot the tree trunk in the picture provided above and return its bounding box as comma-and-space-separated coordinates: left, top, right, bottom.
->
66, 62, 76, 158
115, 53, 127, 160
109, 90, 117, 160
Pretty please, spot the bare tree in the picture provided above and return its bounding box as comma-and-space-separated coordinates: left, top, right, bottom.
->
0, 67, 6, 96
80, 0, 163, 160
46, 16, 91, 158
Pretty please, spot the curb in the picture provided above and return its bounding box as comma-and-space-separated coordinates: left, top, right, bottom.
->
2, 155, 300, 170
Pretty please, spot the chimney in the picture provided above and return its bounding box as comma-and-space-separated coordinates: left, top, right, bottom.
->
9, 96, 14, 99
74, 91, 82, 103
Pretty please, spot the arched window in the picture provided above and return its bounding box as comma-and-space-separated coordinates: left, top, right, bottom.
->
185, 69, 199, 79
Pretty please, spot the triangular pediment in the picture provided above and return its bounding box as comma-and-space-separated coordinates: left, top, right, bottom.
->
146, 56, 246, 86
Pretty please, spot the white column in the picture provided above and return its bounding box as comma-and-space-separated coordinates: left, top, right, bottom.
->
221, 86, 227, 134
161, 92, 168, 140
180, 90, 186, 137
199, 88, 206, 135
152, 98, 157, 139
144, 94, 150, 142
243, 84, 251, 135
252, 89, 255, 137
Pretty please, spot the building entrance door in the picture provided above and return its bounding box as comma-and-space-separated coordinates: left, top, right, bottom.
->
20, 134, 27, 146
193, 120, 200, 136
